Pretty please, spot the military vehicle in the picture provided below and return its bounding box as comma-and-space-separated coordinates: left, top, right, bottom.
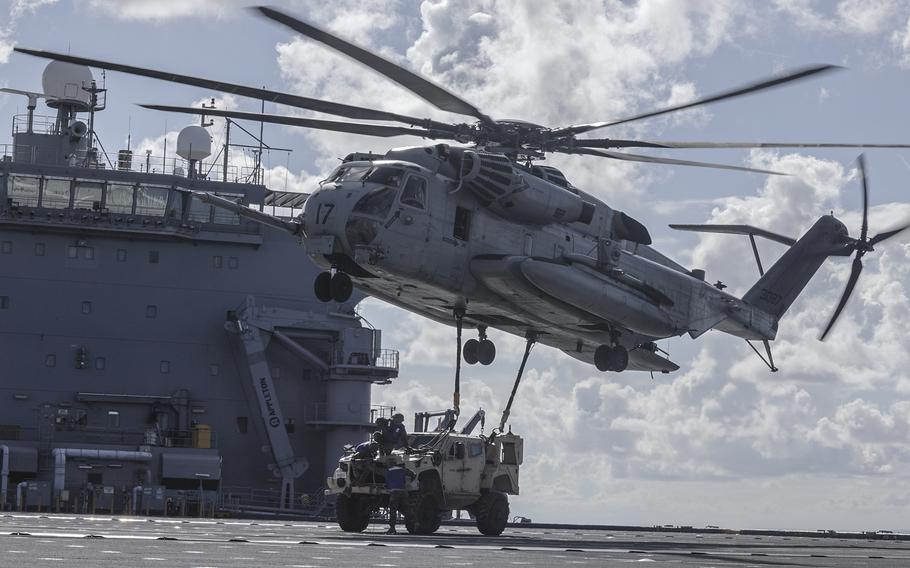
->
15, 7, 910, 398
326, 411, 521, 536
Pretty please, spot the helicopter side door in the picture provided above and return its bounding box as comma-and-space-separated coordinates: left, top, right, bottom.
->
384, 173, 431, 277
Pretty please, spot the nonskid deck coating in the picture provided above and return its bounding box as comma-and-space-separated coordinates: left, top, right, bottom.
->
1, 513, 909, 567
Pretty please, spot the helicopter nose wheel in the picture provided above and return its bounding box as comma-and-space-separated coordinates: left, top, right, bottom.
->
462, 326, 496, 365
314, 271, 353, 303
594, 344, 629, 372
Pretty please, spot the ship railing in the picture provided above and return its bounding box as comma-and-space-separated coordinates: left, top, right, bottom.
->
374, 349, 399, 370
219, 485, 329, 515
12, 114, 56, 136
2, 138, 295, 190
47, 427, 217, 449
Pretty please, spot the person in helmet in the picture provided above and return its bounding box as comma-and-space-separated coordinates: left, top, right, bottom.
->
387, 413, 410, 451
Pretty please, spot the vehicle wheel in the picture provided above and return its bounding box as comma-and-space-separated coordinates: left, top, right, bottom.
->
405, 491, 441, 535
609, 346, 629, 372
462, 339, 480, 365
331, 272, 353, 302
314, 272, 333, 302
594, 345, 611, 372
477, 339, 496, 365
475, 491, 509, 536
335, 493, 371, 533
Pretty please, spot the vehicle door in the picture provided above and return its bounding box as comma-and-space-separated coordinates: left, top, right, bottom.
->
462, 440, 486, 492
383, 173, 432, 277
441, 438, 468, 494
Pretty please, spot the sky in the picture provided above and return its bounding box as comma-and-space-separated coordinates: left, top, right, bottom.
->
3, 0, 910, 531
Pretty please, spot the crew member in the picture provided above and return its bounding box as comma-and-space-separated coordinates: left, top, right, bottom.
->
374, 417, 393, 455
385, 456, 408, 534
387, 413, 410, 450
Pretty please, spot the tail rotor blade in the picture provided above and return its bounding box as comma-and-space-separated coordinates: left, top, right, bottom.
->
870, 222, 910, 246
819, 255, 864, 341
857, 154, 869, 242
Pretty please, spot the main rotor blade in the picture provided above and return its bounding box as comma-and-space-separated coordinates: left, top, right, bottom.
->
256, 6, 498, 128
14, 47, 457, 130
551, 64, 841, 137
819, 254, 863, 341
571, 139, 910, 150
556, 147, 787, 175
139, 104, 441, 139
857, 153, 869, 243
870, 222, 910, 246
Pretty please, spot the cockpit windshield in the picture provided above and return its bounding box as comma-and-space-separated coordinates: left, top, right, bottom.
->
363, 166, 404, 187
325, 165, 404, 186
351, 185, 398, 218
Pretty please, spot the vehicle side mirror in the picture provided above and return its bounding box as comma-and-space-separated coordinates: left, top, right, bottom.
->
454, 442, 465, 460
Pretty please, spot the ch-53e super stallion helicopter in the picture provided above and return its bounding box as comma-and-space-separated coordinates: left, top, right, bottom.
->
18, 8, 910, 399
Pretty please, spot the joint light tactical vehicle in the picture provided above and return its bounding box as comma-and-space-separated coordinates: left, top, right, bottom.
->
326, 418, 522, 536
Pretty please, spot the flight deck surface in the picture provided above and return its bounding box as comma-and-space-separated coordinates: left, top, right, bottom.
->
1, 513, 909, 567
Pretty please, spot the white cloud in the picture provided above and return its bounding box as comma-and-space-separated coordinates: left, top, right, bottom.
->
84, 0, 245, 22
0, 0, 59, 64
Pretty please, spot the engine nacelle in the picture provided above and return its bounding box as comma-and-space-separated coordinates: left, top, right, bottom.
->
457, 150, 594, 226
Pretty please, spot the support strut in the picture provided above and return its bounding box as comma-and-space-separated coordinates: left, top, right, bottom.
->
499, 331, 537, 433
453, 307, 465, 418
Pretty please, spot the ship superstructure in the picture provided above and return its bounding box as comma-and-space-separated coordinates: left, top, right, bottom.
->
0, 60, 398, 516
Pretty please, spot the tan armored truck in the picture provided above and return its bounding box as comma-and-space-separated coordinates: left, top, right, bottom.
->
325, 418, 523, 536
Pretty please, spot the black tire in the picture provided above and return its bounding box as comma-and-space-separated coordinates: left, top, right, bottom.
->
594, 345, 611, 372
462, 338, 480, 365
475, 491, 509, 536
335, 493, 371, 533
314, 272, 333, 302
478, 339, 496, 365
331, 272, 353, 302
405, 491, 441, 535
610, 346, 629, 372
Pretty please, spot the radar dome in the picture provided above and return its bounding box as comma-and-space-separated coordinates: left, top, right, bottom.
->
42, 60, 94, 111
176, 126, 212, 161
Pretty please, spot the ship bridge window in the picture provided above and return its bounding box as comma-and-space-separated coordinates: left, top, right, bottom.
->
213, 193, 242, 225
73, 181, 103, 211
352, 185, 397, 218
106, 184, 135, 214
400, 176, 427, 209
7, 175, 40, 207
188, 195, 213, 223
41, 178, 72, 209
135, 185, 169, 216
364, 166, 404, 187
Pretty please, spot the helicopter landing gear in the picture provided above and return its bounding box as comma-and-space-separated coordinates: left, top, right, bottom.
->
463, 326, 495, 366
314, 270, 353, 303
594, 344, 629, 372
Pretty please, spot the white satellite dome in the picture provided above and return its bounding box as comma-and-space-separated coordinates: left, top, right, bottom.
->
42, 60, 94, 111
176, 125, 212, 161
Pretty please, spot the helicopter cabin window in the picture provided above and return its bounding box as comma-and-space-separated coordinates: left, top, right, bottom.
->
73, 181, 103, 211
106, 184, 135, 214
352, 186, 397, 218
41, 178, 72, 209
454, 206, 471, 241
135, 185, 169, 217
328, 165, 372, 183
364, 166, 404, 187
400, 176, 427, 209
7, 175, 40, 207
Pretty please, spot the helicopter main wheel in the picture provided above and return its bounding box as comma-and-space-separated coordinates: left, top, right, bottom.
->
594, 345, 629, 372
463, 338, 480, 365
330, 272, 353, 302
314, 272, 333, 302
477, 339, 496, 365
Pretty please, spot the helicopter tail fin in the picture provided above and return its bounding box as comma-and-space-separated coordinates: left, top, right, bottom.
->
742, 215, 850, 320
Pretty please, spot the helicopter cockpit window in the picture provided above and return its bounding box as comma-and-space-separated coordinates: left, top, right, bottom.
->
363, 166, 404, 187
400, 176, 427, 210
352, 185, 397, 218
327, 165, 372, 183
